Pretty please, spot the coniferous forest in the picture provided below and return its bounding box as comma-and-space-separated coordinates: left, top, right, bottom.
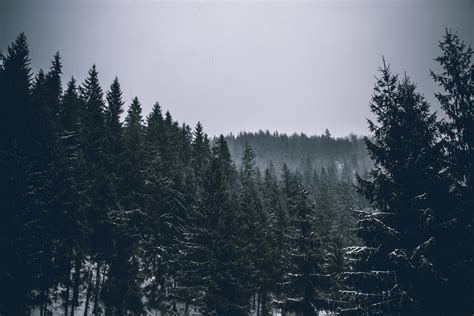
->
0, 30, 472, 316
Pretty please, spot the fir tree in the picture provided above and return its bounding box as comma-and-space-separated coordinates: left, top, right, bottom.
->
141, 103, 188, 313
278, 174, 326, 316
104, 77, 125, 196
431, 29, 474, 314
121, 97, 145, 210
238, 144, 270, 315
191, 121, 212, 195
0, 33, 35, 316
79, 65, 111, 316
57, 77, 89, 316
26, 53, 65, 315
202, 136, 248, 315
102, 97, 145, 315
262, 164, 288, 293
342, 61, 445, 315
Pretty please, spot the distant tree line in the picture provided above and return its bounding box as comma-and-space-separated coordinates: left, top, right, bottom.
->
0, 29, 472, 316
0, 33, 365, 316
225, 130, 371, 178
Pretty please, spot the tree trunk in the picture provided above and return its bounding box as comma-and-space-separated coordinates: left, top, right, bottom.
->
256, 291, 261, 316
41, 289, 49, 316
64, 258, 72, 316
71, 254, 82, 316
44, 299, 48, 316
64, 278, 70, 316
93, 260, 102, 315
261, 291, 268, 316
184, 301, 189, 316
252, 292, 256, 312
84, 271, 93, 316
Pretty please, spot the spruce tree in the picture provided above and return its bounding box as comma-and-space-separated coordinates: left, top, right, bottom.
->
191, 121, 211, 194
431, 30, 474, 314
176, 121, 213, 307
121, 97, 145, 210
141, 103, 188, 313
341, 61, 445, 315
0, 33, 35, 316
278, 169, 326, 316
0, 33, 32, 147
79, 65, 111, 315
177, 122, 213, 313
203, 136, 248, 315
262, 163, 288, 294
57, 77, 89, 316
182, 136, 248, 315
104, 77, 125, 197
237, 144, 270, 315
102, 97, 145, 315
26, 53, 65, 314
141, 103, 169, 312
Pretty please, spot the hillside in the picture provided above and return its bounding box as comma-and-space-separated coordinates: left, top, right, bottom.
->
225, 130, 372, 179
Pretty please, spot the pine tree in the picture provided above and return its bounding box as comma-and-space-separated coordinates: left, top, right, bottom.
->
341, 60, 445, 315
121, 97, 145, 210
262, 165, 287, 313
237, 144, 271, 315
431, 29, 474, 314
181, 136, 249, 315
141, 103, 188, 313
141, 103, 169, 312
0, 33, 32, 147
191, 121, 211, 194
278, 172, 326, 316
313, 167, 338, 239
203, 136, 249, 315
79, 65, 112, 316
57, 77, 89, 316
104, 77, 125, 197
26, 53, 65, 315
176, 122, 213, 311
0, 33, 35, 316
102, 96, 145, 315
262, 164, 288, 295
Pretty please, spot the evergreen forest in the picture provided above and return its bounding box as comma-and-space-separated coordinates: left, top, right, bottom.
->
0, 30, 472, 315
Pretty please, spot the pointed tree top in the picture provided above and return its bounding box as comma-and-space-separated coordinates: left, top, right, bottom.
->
50, 52, 62, 74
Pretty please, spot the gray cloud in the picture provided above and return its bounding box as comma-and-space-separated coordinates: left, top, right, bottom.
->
1, 0, 472, 137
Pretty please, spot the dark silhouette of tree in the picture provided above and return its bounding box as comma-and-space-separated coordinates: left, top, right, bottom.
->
57, 77, 89, 316
431, 29, 474, 314
79, 65, 112, 316
0, 32, 34, 316
2, 30, 470, 316
341, 60, 448, 315
278, 167, 327, 316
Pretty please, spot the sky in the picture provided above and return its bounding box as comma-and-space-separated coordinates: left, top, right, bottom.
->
1, 0, 472, 137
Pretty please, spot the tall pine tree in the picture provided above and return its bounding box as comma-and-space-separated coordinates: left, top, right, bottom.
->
341, 61, 445, 315
431, 29, 474, 314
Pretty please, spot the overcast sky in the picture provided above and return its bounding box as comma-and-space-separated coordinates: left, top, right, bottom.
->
1, 0, 472, 137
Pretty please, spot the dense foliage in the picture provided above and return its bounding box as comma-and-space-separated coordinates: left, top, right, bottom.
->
0, 29, 471, 316
226, 130, 371, 178
0, 34, 365, 316
340, 31, 473, 315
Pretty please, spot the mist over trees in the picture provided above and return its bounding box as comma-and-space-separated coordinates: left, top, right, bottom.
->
0, 29, 472, 316
225, 131, 371, 179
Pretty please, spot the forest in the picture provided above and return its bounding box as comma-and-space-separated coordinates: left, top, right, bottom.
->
225, 131, 371, 178
0, 30, 472, 316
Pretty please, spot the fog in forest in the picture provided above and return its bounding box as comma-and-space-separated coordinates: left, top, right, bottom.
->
0, 1, 473, 315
